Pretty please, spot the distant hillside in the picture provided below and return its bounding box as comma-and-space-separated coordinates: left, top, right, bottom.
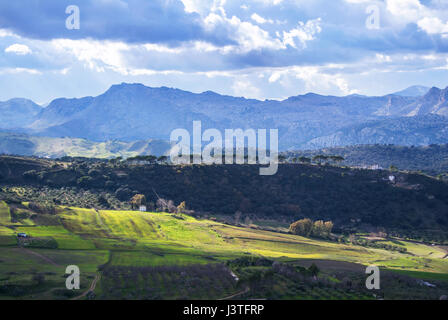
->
0, 132, 171, 158
2, 83, 448, 150
0, 98, 41, 129
393, 86, 430, 97
1, 155, 448, 238
301, 114, 448, 150
285, 144, 448, 176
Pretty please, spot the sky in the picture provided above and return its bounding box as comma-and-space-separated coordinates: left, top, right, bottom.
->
0, 0, 448, 104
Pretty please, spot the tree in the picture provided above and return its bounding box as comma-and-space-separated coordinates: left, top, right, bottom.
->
32, 273, 45, 286
158, 156, 168, 164
130, 194, 146, 209
312, 155, 328, 165
234, 211, 242, 224
329, 155, 344, 165
156, 198, 177, 213
147, 155, 158, 164
177, 201, 186, 213
312, 220, 325, 237
308, 263, 319, 277
289, 218, 313, 237
324, 221, 334, 236
167, 200, 177, 213
278, 155, 287, 163
298, 156, 311, 164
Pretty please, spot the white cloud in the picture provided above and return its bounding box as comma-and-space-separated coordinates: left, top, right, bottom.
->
254, 0, 283, 5
375, 53, 392, 63
385, 0, 448, 37
386, 0, 424, 22
0, 67, 41, 75
344, 0, 372, 3
288, 66, 358, 95
0, 29, 15, 38
251, 13, 273, 24
5, 43, 32, 55
204, 12, 284, 52
417, 17, 448, 35
50, 39, 130, 73
204, 7, 321, 52
268, 72, 281, 83
282, 18, 322, 49
180, 0, 210, 14
232, 79, 261, 98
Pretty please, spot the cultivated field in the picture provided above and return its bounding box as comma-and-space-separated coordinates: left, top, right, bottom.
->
0, 201, 447, 299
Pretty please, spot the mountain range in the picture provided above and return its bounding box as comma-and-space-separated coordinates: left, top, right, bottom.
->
1, 83, 448, 151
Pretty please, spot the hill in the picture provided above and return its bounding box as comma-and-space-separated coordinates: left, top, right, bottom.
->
0, 132, 171, 158
284, 144, 448, 176
393, 86, 430, 97
0, 98, 41, 129
301, 114, 448, 149
1, 156, 448, 240
2, 83, 448, 150
0, 201, 447, 300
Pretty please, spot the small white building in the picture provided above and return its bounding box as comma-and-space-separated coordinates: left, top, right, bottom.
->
139, 205, 147, 212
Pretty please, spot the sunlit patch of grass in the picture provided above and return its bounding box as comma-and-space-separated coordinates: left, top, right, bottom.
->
14, 226, 95, 250
0, 201, 11, 224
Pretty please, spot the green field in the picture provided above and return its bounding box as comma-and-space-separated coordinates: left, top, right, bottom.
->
0, 202, 447, 299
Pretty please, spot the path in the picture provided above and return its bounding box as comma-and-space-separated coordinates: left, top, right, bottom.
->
70, 273, 101, 300
18, 247, 60, 266
219, 287, 250, 300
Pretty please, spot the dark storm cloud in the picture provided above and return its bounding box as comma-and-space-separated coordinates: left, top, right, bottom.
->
0, 0, 232, 45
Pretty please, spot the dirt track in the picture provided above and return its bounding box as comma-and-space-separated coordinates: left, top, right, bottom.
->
18, 248, 60, 266
71, 273, 101, 300
219, 287, 250, 300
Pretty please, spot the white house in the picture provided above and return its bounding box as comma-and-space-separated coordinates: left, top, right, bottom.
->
139, 205, 147, 212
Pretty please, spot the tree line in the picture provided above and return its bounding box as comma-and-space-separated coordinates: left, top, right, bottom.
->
289, 218, 334, 239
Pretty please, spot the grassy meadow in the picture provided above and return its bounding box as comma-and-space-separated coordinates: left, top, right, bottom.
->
0, 200, 447, 299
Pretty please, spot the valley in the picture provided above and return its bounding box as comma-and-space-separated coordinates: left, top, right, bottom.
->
0, 200, 447, 300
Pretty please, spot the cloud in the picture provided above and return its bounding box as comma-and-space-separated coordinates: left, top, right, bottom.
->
0, 67, 41, 75
0, 0, 448, 103
418, 17, 448, 36
50, 39, 130, 73
0, 29, 15, 38
5, 43, 32, 55
269, 72, 281, 83
0, 0, 220, 45
232, 79, 261, 98
386, 0, 424, 23
281, 18, 322, 49
254, 0, 284, 5
251, 13, 274, 24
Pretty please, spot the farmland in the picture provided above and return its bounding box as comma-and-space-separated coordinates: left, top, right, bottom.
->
0, 200, 447, 299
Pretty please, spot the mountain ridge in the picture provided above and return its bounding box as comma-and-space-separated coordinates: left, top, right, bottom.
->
2, 83, 448, 150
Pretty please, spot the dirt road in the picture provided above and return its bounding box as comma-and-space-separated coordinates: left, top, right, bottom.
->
219, 287, 250, 300
71, 273, 101, 300
18, 248, 60, 266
